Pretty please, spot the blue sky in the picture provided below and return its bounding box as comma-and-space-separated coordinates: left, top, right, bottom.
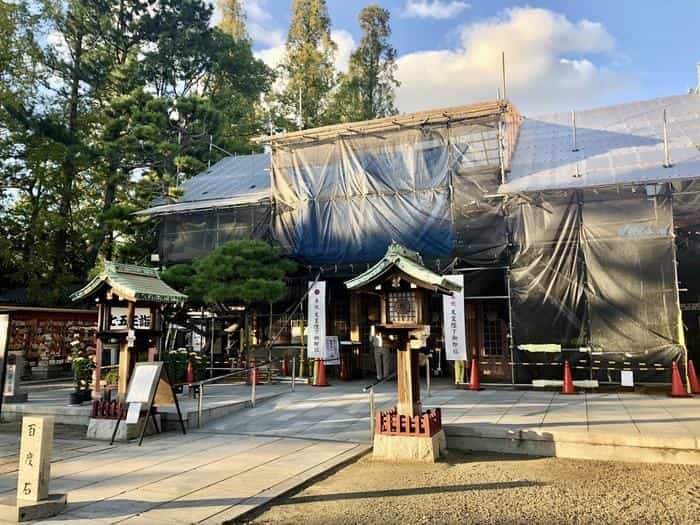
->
231, 0, 700, 116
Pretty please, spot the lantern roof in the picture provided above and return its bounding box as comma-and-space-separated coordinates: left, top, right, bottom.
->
70, 261, 187, 304
344, 242, 461, 295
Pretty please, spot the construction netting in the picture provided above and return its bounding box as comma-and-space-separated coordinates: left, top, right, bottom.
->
270, 109, 516, 265
159, 205, 271, 264
264, 103, 688, 384
508, 187, 684, 383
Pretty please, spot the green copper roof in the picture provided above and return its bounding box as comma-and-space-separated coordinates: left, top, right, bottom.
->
345, 242, 461, 294
71, 261, 187, 304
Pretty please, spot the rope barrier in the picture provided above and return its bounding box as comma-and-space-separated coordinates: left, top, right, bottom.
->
475, 360, 669, 371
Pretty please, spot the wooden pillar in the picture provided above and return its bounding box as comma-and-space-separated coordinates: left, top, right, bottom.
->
92, 338, 103, 399
148, 338, 159, 362
396, 342, 421, 417
92, 304, 104, 399
350, 293, 361, 342
117, 302, 135, 401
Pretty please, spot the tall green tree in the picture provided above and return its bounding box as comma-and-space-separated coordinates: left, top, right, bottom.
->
329, 4, 399, 123
279, 0, 337, 129
0, 0, 272, 305
217, 0, 248, 41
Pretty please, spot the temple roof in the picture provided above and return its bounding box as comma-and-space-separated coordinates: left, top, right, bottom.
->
344, 242, 461, 294
71, 261, 187, 304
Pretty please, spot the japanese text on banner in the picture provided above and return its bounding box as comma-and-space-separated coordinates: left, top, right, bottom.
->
307, 281, 326, 359
442, 274, 467, 361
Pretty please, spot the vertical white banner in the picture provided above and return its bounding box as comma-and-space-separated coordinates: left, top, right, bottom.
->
307, 281, 326, 359
442, 275, 467, 361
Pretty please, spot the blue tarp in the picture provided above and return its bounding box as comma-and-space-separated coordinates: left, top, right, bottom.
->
271, 125, 501, 265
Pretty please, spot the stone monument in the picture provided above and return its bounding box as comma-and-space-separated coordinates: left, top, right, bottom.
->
0, 416, 67, 522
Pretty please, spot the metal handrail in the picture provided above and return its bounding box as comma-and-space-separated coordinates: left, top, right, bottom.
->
362, 373, 396, 440
192, 361, 273, 387
190, 357, 299, 428
362, 373, 396, 393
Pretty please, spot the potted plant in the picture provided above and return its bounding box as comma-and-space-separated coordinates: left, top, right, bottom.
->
69, 349, 95, 405
189, 352, 208, 382
164, 348, 189, 392
103, 369, 119, 401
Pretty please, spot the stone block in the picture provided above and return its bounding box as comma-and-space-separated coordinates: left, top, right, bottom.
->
373, 429, 447, 462
0, 493, 66, 522
85, 416, 160, 442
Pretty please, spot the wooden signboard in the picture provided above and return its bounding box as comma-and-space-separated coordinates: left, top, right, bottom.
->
111, 362, 186, 446
325, 336, 341, 365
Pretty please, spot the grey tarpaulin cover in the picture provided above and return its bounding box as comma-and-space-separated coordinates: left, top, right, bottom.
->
268, 97, 687, 383
270, 105, 516, 265
507, 187, 684, 382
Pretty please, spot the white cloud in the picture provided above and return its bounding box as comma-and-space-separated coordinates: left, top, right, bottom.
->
332, 29, 355, 73
243, 0, 271, 22
249, 22, 285, 48
395, 7, 630, 115
403, 0, 469, 19
255, 44, 285, 69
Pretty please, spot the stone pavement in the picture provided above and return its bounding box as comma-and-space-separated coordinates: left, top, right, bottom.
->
0, 380, 697, 522
421, 384, 700, 463
0, 382, 378, 524
2, 382, 291, 428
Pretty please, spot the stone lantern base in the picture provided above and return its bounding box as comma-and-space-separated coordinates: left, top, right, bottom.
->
372, 407, 447, 462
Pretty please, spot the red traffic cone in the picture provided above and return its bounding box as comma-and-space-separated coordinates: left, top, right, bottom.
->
689, 360, 700, 394
185, 361, 195, 384
313, 359, 330, 387
670, 360, 689, 397
280, 357, 288, 377
561, 360, 576, 395
468, 358, 482, 391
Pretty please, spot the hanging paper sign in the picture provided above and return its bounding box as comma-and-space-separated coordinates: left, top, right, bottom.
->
192, 331, 203, 352
110, 307, 152, 330
125, 402, 142, 424
307, 281, 326, 359
442, 275, 467, 361
325, 336, 340, 365
126, 329, 136, 348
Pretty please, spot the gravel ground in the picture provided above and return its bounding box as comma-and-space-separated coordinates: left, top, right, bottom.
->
241, 450, 700, 525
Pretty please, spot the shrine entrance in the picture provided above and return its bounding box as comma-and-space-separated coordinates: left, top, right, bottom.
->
460, 268, 512, 383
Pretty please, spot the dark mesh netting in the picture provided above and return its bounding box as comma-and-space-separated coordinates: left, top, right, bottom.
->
159, 205, 271, 264
507, 187, 684, 383
270, 116, 514, 266
507, 192, 587, 382
582, 189, 683, 382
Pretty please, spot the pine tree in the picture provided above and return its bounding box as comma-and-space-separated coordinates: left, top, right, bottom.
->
330, 4, 399, 123
0, 0, 273, 304
280, 0, 337, 129
218, 0, 248, 41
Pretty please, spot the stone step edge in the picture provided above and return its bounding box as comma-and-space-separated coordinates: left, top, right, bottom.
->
445, 423, 700, 451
